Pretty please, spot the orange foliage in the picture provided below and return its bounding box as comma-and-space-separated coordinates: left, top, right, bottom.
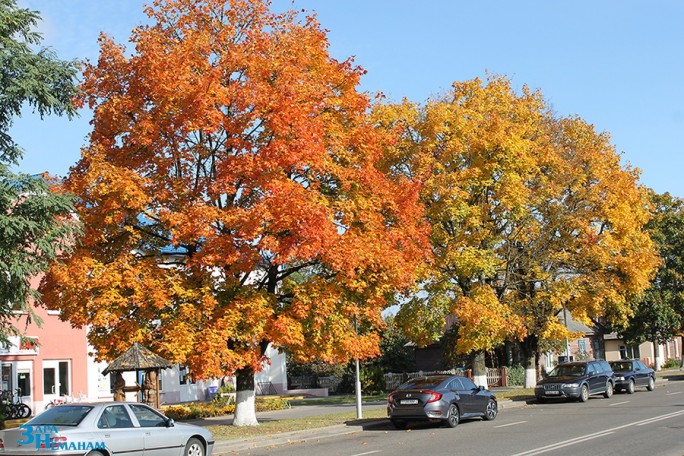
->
41, 0, 428, 378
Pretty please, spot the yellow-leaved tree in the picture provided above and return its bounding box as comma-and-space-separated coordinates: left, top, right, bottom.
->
374, 75, 658, 386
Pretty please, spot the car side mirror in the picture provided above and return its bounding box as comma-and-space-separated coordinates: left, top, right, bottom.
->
478, 385, 486, 391
166, 418, 175, 428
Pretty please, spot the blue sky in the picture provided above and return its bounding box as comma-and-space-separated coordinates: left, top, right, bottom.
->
11, 1, 684, 197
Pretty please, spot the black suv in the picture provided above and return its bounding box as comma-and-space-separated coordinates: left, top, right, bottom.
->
535, 360, 615, 402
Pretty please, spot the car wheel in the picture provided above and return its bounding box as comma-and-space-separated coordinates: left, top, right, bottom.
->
646, 377, 655, 391
603, 382, 613, 399
87, 452, 105, 456
443, 403, 460, 428
483, 399, 498, 421
391, 419, 407, 430
579, 384, 589, 402
536, 396, 546, 403
184, 438, 204, 456
626, 379, 635, 394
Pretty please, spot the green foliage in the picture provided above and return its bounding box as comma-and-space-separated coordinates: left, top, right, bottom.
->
662, 358, 681, 369
0, 0, 79, 162
620, 192, 684, 347
359, 365, 386, 395
212, 384, 236, 407
0, 0, 80, 347
0, 400, 6, 428
285, 358, 345, 378
506, 365, 525, 386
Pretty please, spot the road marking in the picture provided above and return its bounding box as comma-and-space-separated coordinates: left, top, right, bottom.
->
609, 401, 630, 406
495, 421, 528, 428
665, 391, 682, 396
350, 451, 381, 456
510, 409, 684, 456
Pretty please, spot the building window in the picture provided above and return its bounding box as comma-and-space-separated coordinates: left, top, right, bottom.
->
17, 371, 30, 397
179, 366, 193, 385
578, 340, 587, 355
619, 345, 641, 359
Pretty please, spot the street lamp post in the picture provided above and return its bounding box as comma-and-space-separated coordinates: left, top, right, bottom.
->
354, 317, 363, 419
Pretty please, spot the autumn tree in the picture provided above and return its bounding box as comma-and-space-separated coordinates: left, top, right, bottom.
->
42, 0, 427, 426
375, 76, 658, 387
0, 0, 80, 346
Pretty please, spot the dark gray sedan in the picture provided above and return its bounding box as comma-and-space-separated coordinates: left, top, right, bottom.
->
0, 402, 214, 456
387, 375, 497, 429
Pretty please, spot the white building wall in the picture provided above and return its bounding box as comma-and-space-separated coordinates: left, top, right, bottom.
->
254, 345, 287, 394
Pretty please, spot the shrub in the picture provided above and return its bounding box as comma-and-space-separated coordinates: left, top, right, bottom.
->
163, 395, 289, 420
218, 384, 236, 394
507, 365, 525, 386
662, 358, 681, 369
256, 397, 289, 411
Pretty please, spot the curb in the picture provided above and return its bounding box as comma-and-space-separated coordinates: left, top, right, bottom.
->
212, 422, 375, 454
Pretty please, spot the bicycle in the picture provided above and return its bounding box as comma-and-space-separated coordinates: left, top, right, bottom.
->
1, 389, 32, 419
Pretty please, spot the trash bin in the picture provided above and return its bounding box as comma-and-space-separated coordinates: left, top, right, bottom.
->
207, 386, 219, 401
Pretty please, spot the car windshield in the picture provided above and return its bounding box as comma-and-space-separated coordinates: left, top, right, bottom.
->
548, 364, 586, 377
398, 376, 448, 389
27, 405, 93, 427
610, 362, 632, 372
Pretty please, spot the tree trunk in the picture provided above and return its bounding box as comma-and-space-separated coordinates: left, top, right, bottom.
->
681, 335, 684, 369
520, 336, 538, 388
471, 350, 487, 388
652, 340, 661, 371
233, 367, 258, 426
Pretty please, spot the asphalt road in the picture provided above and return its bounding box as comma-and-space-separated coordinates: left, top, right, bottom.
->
227, 379, 684, 456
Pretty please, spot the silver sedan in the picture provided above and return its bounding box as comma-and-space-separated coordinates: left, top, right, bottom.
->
0, 402, 214, 456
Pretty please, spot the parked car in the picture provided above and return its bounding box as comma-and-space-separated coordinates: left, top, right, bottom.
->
387, 375, 497, 429
609, 359, 656, 393
535, 360, 615, 403
0, 402, 214, 456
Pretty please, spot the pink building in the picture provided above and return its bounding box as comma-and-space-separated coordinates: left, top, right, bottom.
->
0, 275, 90, 413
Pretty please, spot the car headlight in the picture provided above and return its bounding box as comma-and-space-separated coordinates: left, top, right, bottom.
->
615, 376, 625, 381
562, 383, 579, 388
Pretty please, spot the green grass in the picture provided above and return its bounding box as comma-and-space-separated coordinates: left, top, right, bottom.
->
207, 408, 387, 440
494, 388, 536, 401
287, 394, 386, 406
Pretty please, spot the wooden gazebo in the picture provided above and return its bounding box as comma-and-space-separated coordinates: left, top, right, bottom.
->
102, 343, 172, 408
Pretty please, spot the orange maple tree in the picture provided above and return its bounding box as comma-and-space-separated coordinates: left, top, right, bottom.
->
41, 0, 428, 425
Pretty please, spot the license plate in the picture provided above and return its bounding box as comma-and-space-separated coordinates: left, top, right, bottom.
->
545, 391, 560, 395
400, 399, 419, 405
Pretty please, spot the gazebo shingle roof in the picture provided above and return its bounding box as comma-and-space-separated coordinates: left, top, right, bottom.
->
102, 342, 172, 375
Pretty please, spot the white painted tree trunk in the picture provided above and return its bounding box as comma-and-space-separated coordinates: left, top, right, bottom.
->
524, 368, 537, 388
233, 388, 258, 426
233, 368, 258, 426
473, 374, 488, 389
